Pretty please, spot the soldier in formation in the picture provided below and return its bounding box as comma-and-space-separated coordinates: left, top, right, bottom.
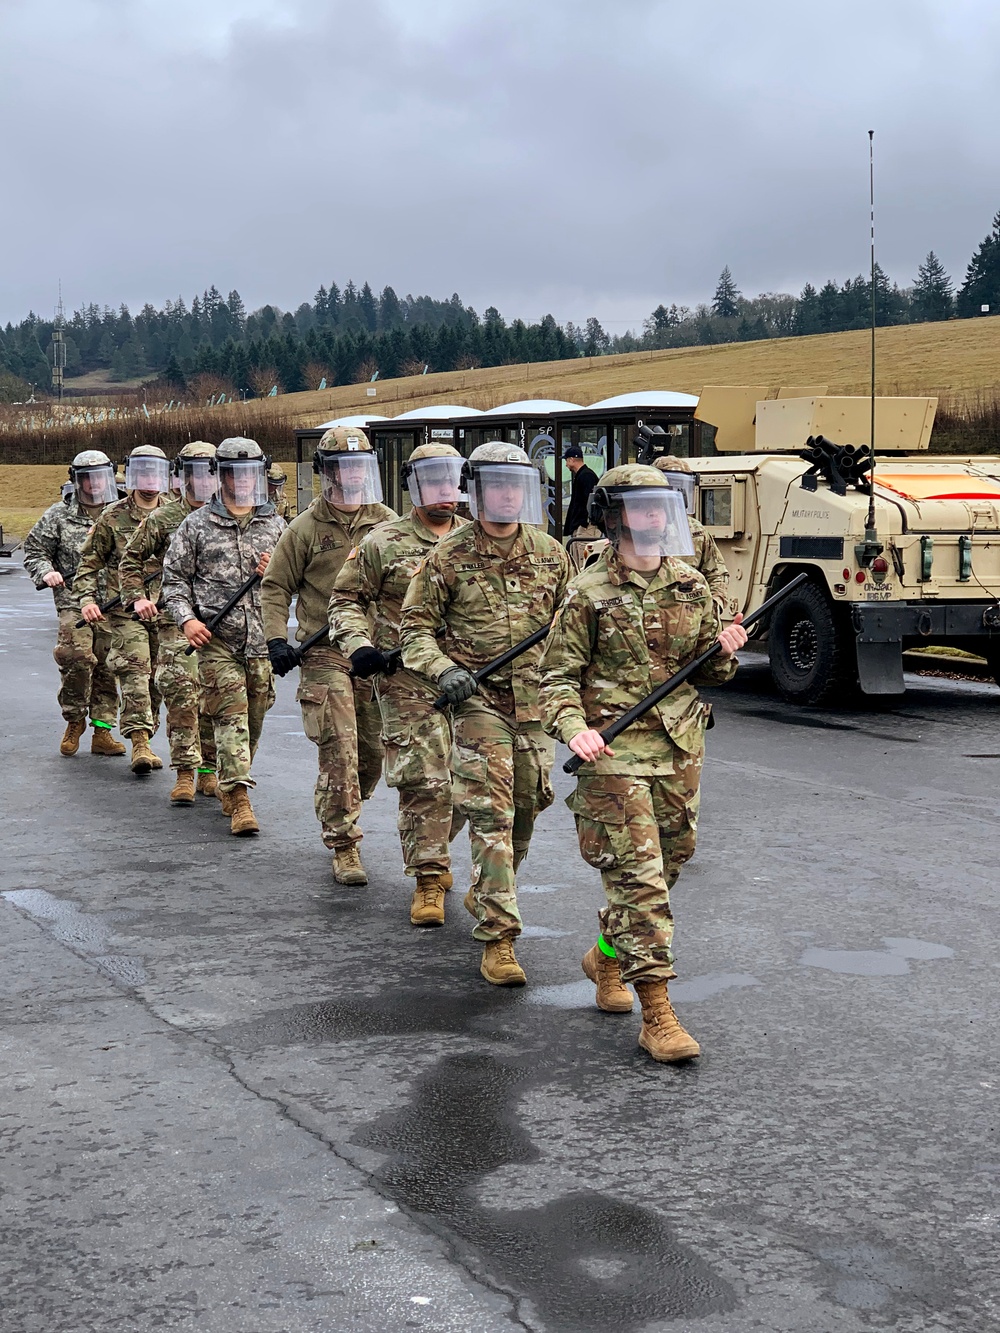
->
118, 442, 220, 805
262, 425, 396, 883
267, 464, 293, 521
23, 449, 125, 757
329, 442, 467, 926
400, 442, 570, 986
538, 465, 747, 1062
162, 437, 284, 836
75, 444, 171, 775
652, 455, 730, 611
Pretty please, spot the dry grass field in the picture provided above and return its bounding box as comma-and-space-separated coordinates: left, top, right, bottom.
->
0, 465, 68, 540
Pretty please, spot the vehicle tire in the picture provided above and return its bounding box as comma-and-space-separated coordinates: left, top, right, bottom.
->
984, 642, 1000, 689
767, 579, 855, 705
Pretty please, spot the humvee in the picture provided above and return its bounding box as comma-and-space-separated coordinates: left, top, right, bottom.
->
682, 386, 1000, 704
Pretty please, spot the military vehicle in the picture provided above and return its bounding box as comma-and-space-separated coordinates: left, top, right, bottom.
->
680, 386, 1000, 703
0, 523, 21, 557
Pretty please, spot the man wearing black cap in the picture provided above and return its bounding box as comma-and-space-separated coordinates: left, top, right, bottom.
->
562, 444, 599, 538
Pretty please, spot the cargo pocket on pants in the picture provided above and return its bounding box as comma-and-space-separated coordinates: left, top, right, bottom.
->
567, 777, 631, 872
296, 681, 329, 746
450, 741, 494, 825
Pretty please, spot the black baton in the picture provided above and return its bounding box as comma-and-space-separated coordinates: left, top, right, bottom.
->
75, 571, 158, 627
434, 622, 552, 710
184, 571, 262, 654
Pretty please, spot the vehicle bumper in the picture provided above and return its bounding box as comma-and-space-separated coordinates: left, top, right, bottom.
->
850, 601, 1000, 693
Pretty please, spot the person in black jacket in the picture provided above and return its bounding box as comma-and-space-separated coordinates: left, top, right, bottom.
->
562, 444, 599, 538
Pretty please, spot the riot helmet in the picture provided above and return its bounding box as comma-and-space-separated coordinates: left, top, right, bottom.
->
462, 442, 542, 526
588, 464, 695, 559
653, 454, 696, 515
401, 442, 464, 513
69, 449, 117, 507
172, 441, 217, 505
124, 444, 170, 495
313, 426, 383, 507
211, 436, 270, 508
267, 463, 287, 495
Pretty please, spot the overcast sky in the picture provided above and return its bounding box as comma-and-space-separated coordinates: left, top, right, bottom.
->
3, 0, 999, 330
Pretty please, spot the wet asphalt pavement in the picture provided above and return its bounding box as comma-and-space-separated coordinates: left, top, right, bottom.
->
2, 556, 999, 1333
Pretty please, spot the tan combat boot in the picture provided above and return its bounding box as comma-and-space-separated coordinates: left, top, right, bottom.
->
332, 846, 368, 885
480, 938, 526, 987
169, 769, 196, 806
60, 719, 87, 756
91, 726, 126, 757
634, 980, 701, 1063
219, 790, 233, 817
229, 784, 259, 836
410, 871, 453, 927
130, 732, 156, 775
196, 771, 220, 798
581, 942, 634, 1013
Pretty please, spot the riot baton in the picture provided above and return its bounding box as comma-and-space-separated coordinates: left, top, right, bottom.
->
433, 621, 552, 711
184, 571, 262, 654
75, 571, 159, 627
294, 624, 402, 675
563, 572, 809, 775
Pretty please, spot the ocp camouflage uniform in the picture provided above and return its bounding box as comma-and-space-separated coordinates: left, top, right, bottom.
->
538, 548, 737, 983
23, 495, 118, 728
329, 510, 467, 876
400, 523, 570, 940
119, 497, 217, 774
162, 497, 284, 794
261, 494, 396, 849
581, 518, 730, 610
74, 494, 168, 737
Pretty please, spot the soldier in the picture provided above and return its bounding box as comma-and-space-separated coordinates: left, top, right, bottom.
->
399, 442, 570, 986
261, 425, 395, 883
23, 449, 124, 758
119, 442, 220, 806
329, 442, 467, 925
267, 464, 293, 521
652, 455, 730, 610
538, 465, 747, 1063
162, 437, 283, 836
75, 444, 171, 776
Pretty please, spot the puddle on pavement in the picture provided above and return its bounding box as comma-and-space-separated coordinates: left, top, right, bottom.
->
354, 1051, 736, 1330
800, 936, 953, 976
2, 888, 147, 988
814, 1239, 943, 1315
527, 972, 761, 1009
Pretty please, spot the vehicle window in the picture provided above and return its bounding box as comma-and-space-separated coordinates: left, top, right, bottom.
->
701, 486, 732, 527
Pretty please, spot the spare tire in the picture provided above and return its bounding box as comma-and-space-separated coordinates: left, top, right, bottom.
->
768, 579, 855, 705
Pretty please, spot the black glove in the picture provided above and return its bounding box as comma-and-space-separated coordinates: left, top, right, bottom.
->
267, 638, 301, 677
438, 665, 478, 705
350, 645, 391, 679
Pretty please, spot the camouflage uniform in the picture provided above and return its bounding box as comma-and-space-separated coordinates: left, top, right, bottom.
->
162, 497, 284, 794
579, 518, 729, 609
538, 547, 737, 983
74, 494, 168, 738
400, 523, 570, 940
23, 495, 118, 727
261, 494, 396, 849
119, 497, 217, 774
329, 510, 467, 876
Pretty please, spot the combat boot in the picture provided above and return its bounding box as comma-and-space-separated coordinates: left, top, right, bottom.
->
91, 726, 126, 757
130, 732, 156, 776
229, 784, 259, 836
219, 790, 233, 817
332, 846, 368, 886
60, 719, 87, 756
410, 871, 453, 927
581, 942, 634, 1014
169, 769, 196, 806
480, 938, 526, 987
634, 980, 700, 1063
196, 770, 219, 798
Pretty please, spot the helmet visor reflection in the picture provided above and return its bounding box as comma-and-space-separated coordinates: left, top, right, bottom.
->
468, 464, 543, 525
318, 453, 383, 506
124, 456, 170, 493
73, 465, 118, 507
659, 471, 696, 516
407, 456, 464, 509
616, 488, 695, 558
182, 459, 217, 503
219, 459, 268, 507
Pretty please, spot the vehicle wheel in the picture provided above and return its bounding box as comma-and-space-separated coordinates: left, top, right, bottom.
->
768, 579, 855, 705
984, 642, 1000, 688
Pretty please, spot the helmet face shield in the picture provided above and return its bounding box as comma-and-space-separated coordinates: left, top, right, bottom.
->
317, 452, 383, 506
406, 455, 464, 509
182, 459, 218, 503
124, 455, 170, 494
660, 470, 696, 516
72, 464, 118, 507
219, 458, 268, 507
468, 463, 543, 525
609, 487, 695, 558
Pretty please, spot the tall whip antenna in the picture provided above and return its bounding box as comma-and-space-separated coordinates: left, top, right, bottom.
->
856, 130, 883, 568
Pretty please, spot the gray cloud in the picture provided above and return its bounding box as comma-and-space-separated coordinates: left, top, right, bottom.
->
2, 0, 999, 328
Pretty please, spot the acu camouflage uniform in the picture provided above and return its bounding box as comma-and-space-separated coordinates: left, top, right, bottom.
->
329, 510, 467, 878
400, 523, 570, 941
23, 495, 118, 728
538, 547, 736, 984
162, 497, 284, 794
119, 497, 217, 774
261, 494, 396, 849
74, 494, 168, 738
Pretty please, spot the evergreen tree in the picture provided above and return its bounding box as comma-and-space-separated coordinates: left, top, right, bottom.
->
583, 317, 609, 356
957, 211, 1000, 317
378, 285, 402, 330
359, 281, 378, 332
712, 266, 741, 319
162, 352, 186, 389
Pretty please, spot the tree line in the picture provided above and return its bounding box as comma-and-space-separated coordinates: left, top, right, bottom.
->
3, 208, 1000, 402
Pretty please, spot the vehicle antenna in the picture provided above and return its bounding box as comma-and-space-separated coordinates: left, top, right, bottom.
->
856, 130, 883, 569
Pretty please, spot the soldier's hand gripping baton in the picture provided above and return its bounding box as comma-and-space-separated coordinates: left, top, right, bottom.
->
433, 622, 552, 710
184, 571, 262, 654
275, 623, 403, 674
75, 571, 159, 628
562, 572, 809, 775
